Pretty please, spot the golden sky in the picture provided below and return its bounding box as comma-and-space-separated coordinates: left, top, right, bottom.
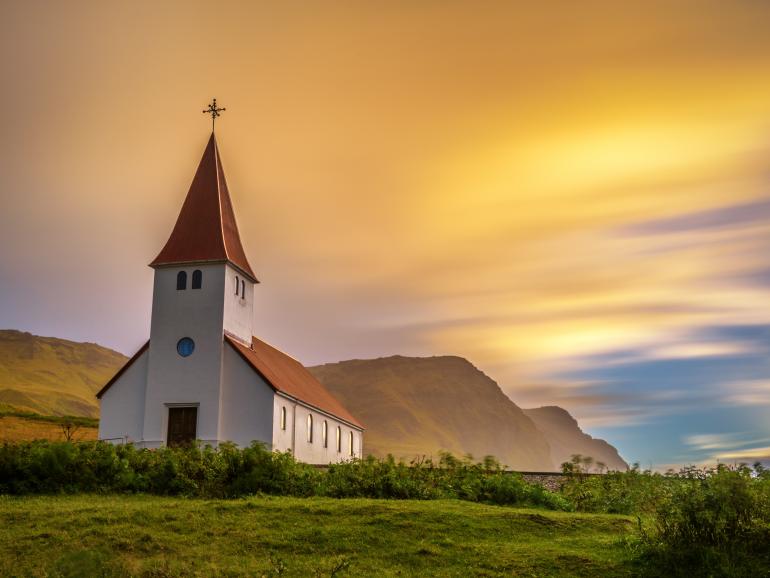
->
1, 0, 770, 465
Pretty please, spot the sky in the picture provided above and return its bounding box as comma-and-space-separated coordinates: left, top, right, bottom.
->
1, 0, 769, 468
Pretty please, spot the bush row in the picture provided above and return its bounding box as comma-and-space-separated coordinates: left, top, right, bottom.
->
0, 441, 571, 510
561, 457, 770, 576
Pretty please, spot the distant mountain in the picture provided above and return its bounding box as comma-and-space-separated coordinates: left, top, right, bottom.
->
310, 355, 628, 472
0, 330, 126, 417
522, 406, 627, 471
309, 355, 558, 470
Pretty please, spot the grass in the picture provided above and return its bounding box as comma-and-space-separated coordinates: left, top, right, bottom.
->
0, 495, 635, 577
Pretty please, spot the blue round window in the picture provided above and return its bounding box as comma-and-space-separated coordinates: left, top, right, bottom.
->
176, 337, 195, 357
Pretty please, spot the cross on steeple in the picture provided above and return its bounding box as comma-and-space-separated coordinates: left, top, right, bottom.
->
203, 98, 226, 131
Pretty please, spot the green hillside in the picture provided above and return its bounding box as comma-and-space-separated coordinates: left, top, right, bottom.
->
0, 330, 127, 417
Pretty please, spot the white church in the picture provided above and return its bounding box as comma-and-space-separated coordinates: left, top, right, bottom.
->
97, 130, 364, 464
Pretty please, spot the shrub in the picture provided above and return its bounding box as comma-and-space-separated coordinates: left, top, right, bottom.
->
635, 464, 770, 577
0, 441, 568, 510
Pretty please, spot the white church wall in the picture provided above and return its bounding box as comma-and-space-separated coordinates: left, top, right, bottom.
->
143, 264, 229, 447
272, 395, 295, 453
219, 342, 274, 447
287, 401, 364, 464
98, 349, 148, 445
223, 263, 254, 345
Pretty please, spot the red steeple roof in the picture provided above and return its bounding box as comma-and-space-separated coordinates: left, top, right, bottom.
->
150, 133, 257, 281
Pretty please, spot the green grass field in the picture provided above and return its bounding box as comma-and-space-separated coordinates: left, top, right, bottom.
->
0, 495, 635, 577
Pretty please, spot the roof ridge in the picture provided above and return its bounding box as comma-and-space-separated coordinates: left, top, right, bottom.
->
213, 135, 231, 263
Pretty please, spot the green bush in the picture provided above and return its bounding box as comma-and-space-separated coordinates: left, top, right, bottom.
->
561, 461, 673, 515
560, 456, 770, 576
635, 464, 770, 577
0, 441, 567, 510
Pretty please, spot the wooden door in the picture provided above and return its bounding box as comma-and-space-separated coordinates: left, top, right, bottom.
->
167, 407, 197, 447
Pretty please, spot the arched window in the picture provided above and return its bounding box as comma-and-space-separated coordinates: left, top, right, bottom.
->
235, 275, 240, 295
336, 426, 341, 453
192, 270, 202, 289
241, 279, 245, 299
322, 421, 328, 448
176, 271, 187, 290
280, 407, 286, 431
348, 431, 354, 457
306, 414, 313, 443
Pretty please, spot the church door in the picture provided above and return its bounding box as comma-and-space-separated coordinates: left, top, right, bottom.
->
167, 407, 197, 447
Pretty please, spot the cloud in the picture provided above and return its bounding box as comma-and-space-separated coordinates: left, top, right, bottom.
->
621, 197, 770, 236
715, 446, 770, 462
683, 433, 750, 451
720, 380, 770, 406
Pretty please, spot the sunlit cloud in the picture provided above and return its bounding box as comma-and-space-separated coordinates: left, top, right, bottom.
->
715, 446, 770, 462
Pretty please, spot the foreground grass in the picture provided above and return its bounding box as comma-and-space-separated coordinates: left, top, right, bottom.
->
0, 495, 635, 577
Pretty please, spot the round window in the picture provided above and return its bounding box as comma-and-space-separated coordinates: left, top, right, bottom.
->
176, 337, 195, 357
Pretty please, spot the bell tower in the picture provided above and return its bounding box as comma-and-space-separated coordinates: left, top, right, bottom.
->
141, 131, 258, 446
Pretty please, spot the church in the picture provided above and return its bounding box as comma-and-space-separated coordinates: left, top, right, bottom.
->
97, 128, 364, 464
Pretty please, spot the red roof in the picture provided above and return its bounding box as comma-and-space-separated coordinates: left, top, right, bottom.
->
226, 334, 364, 429
150, 133, 257, 282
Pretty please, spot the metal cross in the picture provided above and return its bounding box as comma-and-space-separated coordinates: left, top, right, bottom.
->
203, 98, 226, 131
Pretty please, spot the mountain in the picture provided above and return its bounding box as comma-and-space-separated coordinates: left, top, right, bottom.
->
523, 406, 627, 471
309, 355, 628, 472
309, 355, 559, 470
0, 330, 127, 417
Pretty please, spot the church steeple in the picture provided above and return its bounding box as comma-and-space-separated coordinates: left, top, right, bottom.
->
150, 133, 257, 282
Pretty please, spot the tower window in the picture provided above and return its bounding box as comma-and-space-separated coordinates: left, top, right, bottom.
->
241, 279, 245, 299
307, 414, 313, 443
235, 275, 240, 295
322, 420, 328, 448
192, 270, 202, 289
280, 407, 286, 431
176, 271, 187, 290
176, 337, 195, 357
336, 426, 341, 453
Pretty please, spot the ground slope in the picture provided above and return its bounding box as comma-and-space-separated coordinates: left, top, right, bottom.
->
523, 406, 628, 471
310, 355, 556, 470
0, 330, 126, 417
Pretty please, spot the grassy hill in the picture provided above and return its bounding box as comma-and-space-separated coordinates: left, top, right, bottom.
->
0, 330, 126, 417
0, 495, 635, 577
